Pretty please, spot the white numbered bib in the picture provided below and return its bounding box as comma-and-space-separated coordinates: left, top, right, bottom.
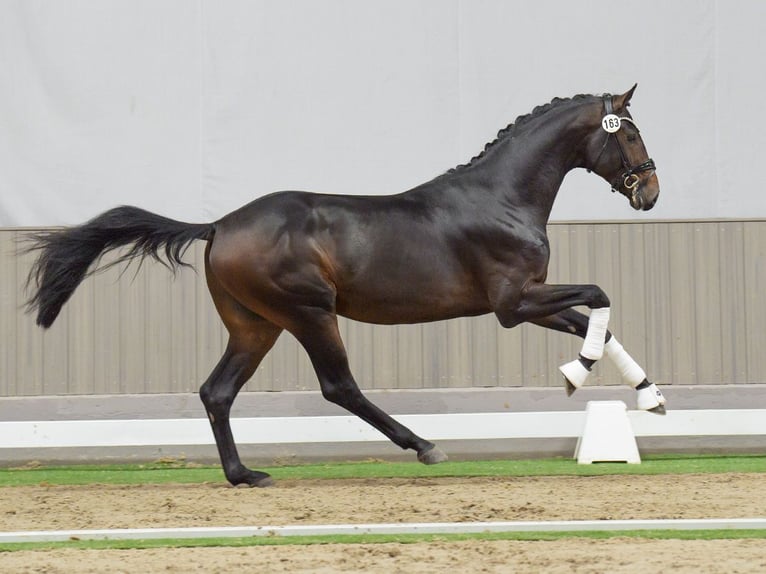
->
601, 114, 621, 133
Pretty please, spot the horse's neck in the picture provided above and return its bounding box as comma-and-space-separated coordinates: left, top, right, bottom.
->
478, 111, 588, 223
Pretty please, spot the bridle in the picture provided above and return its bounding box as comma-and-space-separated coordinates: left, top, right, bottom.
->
589, 95, 656, 207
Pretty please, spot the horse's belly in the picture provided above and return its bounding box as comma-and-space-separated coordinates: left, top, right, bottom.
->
335, 284, 490, 325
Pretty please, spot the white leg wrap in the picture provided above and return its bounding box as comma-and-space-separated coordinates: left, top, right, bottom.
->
637, 383, 666, 410
559, 359, 590, 389
580, 307, 610, 361
604, 337, 646, 388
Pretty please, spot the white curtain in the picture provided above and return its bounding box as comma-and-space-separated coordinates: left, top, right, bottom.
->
0, 0, 762, 226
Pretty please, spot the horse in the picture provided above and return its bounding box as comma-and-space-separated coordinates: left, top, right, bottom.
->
25, 85, 663, 487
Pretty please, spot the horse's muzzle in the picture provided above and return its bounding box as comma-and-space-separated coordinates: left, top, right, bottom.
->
631, 172, 659, 211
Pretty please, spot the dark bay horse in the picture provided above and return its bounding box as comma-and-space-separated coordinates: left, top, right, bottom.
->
26, 85, 664, 487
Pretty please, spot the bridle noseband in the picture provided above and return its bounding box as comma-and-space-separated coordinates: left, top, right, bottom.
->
589, 95, 656, 206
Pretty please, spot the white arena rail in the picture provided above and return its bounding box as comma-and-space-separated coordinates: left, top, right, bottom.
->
1, 409, 765, 449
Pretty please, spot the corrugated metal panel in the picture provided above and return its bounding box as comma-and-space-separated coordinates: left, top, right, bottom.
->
744, 222, 766, 378
719, 222, 747, 383
1, 221, 765, 396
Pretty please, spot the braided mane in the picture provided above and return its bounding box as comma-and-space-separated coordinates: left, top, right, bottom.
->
448, 93, 597, 173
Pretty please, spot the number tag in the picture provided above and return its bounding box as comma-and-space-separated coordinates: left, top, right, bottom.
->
602, 114, 621, 133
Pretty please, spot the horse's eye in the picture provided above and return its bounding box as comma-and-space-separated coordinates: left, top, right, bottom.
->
627, 134, 637, 142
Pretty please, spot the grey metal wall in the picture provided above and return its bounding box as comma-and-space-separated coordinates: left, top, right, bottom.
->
1, 220, 764, 397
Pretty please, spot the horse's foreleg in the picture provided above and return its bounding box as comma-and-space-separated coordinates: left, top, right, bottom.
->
604, 336, 666, 412
495, 282, 604, 391
294, 310, 448, 465
530, 308, 666, 413
556, 307, 610, 393
520, 306, 602, 393
497, 283, 613, 392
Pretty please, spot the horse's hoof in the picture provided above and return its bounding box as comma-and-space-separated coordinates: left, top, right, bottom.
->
229, 471, 275, 488
637, 383, 666, 412
418, 445, 448, 465
559, 360, 589, 395
252, 475, 276, 488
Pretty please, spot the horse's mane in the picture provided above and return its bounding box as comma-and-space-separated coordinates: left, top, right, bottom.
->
448, 93, 598, 174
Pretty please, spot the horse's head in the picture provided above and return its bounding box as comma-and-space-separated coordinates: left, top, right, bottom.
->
585, 85, 659, 211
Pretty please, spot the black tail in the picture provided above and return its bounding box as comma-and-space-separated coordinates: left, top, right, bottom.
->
24, 206, 214, 328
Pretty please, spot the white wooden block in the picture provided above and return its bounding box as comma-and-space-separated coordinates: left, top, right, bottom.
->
575, 401, 641, 464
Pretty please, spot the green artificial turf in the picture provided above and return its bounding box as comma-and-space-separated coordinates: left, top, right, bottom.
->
1, 528, 765, 553
1, 454, 764, 487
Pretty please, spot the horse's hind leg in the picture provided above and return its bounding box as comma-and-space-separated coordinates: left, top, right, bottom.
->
201, 253, 283, 486
290, 309, 447, 464
530, 309, 666, 413
200, 328, 281, 487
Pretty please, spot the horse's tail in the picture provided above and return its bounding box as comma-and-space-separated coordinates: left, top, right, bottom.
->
24, 205, 215, 329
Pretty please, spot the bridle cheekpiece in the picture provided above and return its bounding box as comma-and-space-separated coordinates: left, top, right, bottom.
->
590, 95, 656, 207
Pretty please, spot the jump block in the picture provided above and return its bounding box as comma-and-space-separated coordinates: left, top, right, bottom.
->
574, 400, 641, 464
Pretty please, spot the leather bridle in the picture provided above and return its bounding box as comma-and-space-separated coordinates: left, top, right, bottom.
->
590, 95, 656, 206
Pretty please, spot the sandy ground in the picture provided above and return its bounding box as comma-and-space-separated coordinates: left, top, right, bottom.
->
1, 473, 765, 573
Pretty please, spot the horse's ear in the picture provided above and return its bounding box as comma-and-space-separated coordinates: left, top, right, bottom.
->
614, 83, 638, 109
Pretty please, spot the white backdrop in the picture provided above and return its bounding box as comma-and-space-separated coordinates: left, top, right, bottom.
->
0, 0, 764, 226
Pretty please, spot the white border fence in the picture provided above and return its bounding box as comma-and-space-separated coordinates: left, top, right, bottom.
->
2, 409, 765, 450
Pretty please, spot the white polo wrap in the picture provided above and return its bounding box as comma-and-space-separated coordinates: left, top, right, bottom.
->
559, 359, 590, 389
580, 307, 610, 361
637, 383, 666, 410
604, 336, 646, 388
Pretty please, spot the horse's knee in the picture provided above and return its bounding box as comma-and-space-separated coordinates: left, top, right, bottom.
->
494, 309, 523, 329
587, 285, 610, 309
